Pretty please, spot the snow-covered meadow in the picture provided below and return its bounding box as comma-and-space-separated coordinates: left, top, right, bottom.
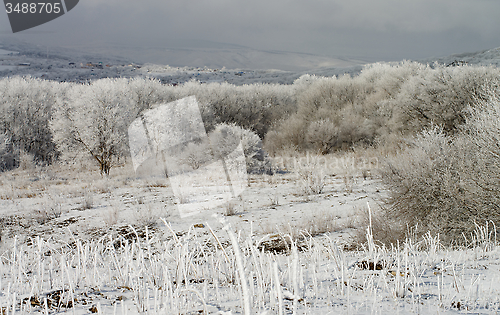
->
0, 155, 500, 314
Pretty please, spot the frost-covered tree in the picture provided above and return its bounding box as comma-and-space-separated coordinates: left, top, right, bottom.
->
305, 119, 339, 154
174, 80, 296, 138
128, 77, 176, 113
51, 78, 139, 175
0, 76, 63, 164
172, 122, 272, 174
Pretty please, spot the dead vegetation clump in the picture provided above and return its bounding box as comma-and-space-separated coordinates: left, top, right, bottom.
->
350, 205, 406, 248
223, 201, 238, 216
296, 165, 326, 195
258, 210, 349, 253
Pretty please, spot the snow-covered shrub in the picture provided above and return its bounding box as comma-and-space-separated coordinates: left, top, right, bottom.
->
263, 116, 307, 156
179, 140, 213, 171
381, 127, 460, 240
128, 77, 176, 112
358, 61, 424, 100
172, 123, 272, 175
358, 61, 426, 141
382, 86, 500, 244
175, 81, 296, 138
384, 64, 500, 136
296, 162, 326, 195
305, 119, 339, 154
296, 74, 367, 117
0, 133, 17, 172
267, 73, 377, 153
208, 123, 272, 174
458, 87, 500, 223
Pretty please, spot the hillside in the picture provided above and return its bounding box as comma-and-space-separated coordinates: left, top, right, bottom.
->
420, 47, 500, 67
1, 37, 499, 85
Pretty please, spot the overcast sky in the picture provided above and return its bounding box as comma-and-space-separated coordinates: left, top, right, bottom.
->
1, 0, 500, 63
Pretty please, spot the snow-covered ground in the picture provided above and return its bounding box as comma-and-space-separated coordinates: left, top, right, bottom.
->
1, 154, 499, 314
0, 49, 18, 55
0, 153, 378, 246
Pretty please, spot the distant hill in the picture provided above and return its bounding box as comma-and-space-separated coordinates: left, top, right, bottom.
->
0, 37, 366, 83
1, 36, 499, 84
51, 40, 367, 72
419, 47, 500, 67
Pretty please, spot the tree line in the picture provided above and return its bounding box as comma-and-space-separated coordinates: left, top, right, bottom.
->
1, 61, 499, 175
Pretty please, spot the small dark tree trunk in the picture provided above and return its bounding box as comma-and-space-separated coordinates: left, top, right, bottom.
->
100, 160, 111, 176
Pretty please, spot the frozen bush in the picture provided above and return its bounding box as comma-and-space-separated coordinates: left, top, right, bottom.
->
381, 127, 461, 240
0, 133, 17, 171
267, 73, 377, 153
296, 163, 326, 195
382, 86, 500, 244
458, 87, 500, 223
173, 123, 272, 175
305, 119, 339, 154
179, 140, 213, 171
175, 81, 296, 138
264, 115, 308, 156
128, 77, 176, 112
384, 65, 500, 136
209, 123, 272, 174
295, 74, 368, 122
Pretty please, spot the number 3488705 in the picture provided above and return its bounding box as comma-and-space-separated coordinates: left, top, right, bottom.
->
5, 3, 61, 14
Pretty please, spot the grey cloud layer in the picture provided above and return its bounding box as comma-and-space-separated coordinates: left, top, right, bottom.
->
1, 0, 499, 61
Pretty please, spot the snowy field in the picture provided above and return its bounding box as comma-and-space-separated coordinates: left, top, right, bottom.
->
0, 153, 499, 314
0, 49, 18, 55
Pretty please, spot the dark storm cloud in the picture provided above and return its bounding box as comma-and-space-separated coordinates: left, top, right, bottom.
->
1, 0, 499, 61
